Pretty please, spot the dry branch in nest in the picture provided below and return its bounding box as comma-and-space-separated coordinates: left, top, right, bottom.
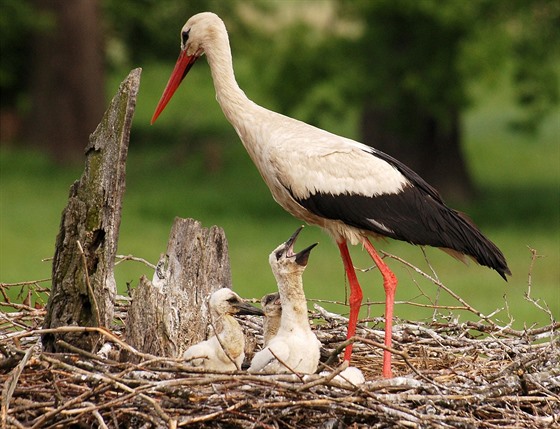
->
1, 70, 558, 427
1, 252, 558, 429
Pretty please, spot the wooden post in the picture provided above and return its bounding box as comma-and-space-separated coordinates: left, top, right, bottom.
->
123, 218, 232, 360
42, 68, 141, 352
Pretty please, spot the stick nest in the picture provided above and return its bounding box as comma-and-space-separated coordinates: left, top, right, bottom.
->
1, 254, 559, 428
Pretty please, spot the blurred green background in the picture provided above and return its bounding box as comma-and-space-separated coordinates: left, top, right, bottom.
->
1, 0, 558, 330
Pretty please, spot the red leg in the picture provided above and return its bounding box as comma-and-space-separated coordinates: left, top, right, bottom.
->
363, 238, 397, 378
337, 240, 363, 362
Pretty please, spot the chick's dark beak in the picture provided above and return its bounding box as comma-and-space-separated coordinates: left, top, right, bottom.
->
294, 242, 318, 266
284, 226, 317, 266
234, 301, 264, 316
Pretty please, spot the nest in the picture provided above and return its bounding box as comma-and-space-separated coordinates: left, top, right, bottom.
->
1, 256, 559, 429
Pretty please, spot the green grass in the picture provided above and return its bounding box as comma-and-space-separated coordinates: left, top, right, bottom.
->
1, 64, 558, 331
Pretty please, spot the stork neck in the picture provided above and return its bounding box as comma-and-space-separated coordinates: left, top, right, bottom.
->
211, 311, 237, 335
275, 272, 310, 329
217, 315, 242, 342
263, 314, 280, 345
205, 33, 255, 130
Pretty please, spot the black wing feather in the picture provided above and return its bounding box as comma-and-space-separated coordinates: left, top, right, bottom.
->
291, 147, 511, 279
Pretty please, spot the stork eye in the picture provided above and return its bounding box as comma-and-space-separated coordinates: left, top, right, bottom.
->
181, 29, 190, 46
226, 297, 238, 304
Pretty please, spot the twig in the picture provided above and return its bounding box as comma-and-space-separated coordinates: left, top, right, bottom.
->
380, 250, 502, 328
525, 247, 555, 324
177, 400, 249, 426
8, 326, 161, 361
208, 310, 240, 370
353, 335, 451, 393
0, 278, 51, 288
115, 254, 157, 270
268, 348, 305, 381
55, 339, 120, 365
77, 240, 101, 327
1, 344, 36, 426
296, 361, 349, 392
81, 402, 109, 429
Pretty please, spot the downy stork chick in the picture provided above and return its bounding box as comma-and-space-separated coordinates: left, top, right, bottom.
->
249, 227, 321, 374
183, 288, 263, 371
152, 12, 511, 378
261, 291, 332, 362
262, 291, 336, 365
320, 365, 366, 386
261, 292, 282, 347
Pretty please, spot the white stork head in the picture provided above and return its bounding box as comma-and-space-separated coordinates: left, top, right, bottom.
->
261, 292, 282, 319
209, 288, 263, 318
269, 227, 318, 278
151, 12, 227, 124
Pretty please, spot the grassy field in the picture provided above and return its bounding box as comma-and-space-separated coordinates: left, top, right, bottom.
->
1, 63, 558, 331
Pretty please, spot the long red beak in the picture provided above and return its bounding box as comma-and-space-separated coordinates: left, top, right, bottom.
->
151, 50, 198, 124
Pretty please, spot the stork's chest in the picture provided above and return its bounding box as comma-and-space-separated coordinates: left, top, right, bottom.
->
218, 317, 244, 357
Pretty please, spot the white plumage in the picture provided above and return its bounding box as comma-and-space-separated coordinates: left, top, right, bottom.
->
320, 366, 366, 386
152, 12, 510, 378
183, 288, 263, 371
249, 228, 320, 374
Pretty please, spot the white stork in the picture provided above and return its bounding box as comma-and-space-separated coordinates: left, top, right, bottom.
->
183, 288, 263, 371
152, 12, 511, 378
260, 292, 282, 347
248, 227, 321, 374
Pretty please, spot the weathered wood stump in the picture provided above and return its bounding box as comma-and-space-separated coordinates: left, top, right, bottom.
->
42, 68, 141, 352
123, 218, 232, 360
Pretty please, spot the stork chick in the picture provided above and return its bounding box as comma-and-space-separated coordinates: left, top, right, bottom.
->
183, 288, 263, 371
249, 227, 321, 374
261, 292, 282, 347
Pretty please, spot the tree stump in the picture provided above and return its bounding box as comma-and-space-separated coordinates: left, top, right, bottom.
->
123, 218, 232, 360
42, 68, 141, 352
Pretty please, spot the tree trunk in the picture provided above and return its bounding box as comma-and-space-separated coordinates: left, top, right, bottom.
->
42, 68, 141, 353
360, 103, 475, 203
26, 0, 105, 164
123, 218, 232, 361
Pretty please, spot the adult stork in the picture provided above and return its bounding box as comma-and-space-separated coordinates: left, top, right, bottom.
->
151, 12, 511, 378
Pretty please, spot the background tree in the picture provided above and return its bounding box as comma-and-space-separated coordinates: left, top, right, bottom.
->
244, 0, 559, 201
1, 0, 557, 172
103, 0, 238, 64
24, 0, 105, 164
0, 0, 239, 162
0, 0, 44, 141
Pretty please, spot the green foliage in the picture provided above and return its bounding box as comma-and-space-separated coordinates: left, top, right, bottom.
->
0, 0, 50, 107
341, 0, 472, 136
102, 0, 238, 65
507, 0, 560, 132
245, 0, 559, 134
3, 0, 556, 136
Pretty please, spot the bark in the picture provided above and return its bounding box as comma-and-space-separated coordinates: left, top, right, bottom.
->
26, 0, 105, 164
42, 68, 141, 353
123, 218, 232, 361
